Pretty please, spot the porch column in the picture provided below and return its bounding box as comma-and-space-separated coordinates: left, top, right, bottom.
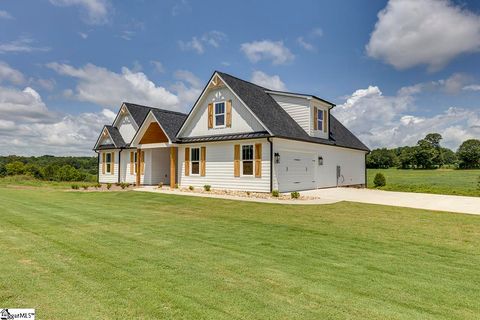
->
136, 148, 141, 186
170, 147, 176, 188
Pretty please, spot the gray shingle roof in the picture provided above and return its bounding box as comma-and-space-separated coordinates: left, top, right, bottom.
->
150, 108, 188, 142
123, 102, 154, 126
216, 71, 369, 152
178, 131, 270, 143
105, 125, 126, 148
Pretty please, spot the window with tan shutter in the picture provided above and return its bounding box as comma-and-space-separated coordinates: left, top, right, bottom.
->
241, 145, 254, 176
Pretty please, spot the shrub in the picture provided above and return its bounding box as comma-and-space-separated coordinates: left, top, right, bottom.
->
82, 185, 89, 190
188, 185, 194, 191
290, 191, 300, 199
120, 182, 129, 189
271, 189, 279, 197
246, 191, 251, 196
94, 183, 101, 189
106, 183, 112, 190
71, 184, 79, 190
158, 182, 163, 188
203, 185, 211, 191
175, 183, 179, 189
373, 173, 386, 187
5, 161, 25, 176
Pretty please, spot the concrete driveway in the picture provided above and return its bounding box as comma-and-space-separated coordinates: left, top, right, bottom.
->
301, 188, 480, 215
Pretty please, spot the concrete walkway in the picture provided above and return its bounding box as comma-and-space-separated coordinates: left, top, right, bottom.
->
134, 186, 480, 215
301, 188, 480, 215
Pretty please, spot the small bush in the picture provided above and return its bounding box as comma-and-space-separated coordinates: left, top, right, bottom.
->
290, 191, 300, 199
271, 189, 279, 197
106, 183, 112, 190
82, 185, 89, 190
71, 184, 79, 190
175, 183, 179, 189
188, 185, 194, 191
373, 173, 386, 187
120, 182, 129, 190
158, 182, 163, 188
203, 185, 211, 191
246, 191, 251, 196
94, 183, 101, 189
115, 182, 121, 187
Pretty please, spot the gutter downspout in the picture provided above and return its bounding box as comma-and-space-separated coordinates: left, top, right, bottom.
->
364, 151, 369, 188
95, 150, 99, 183
267, 137, 273, 193
118, 148, 123, 184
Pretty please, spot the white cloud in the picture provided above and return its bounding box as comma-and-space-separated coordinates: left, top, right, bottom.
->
171, 0, 191, 16
333, 85, 480, 150
171, 70, 202, 107
0, 10, 13, 19
398, 73, 472, 95
47, 62, 181, 110
178, 31, 226, 54
463, 84, 480, 91
49, 0, 111, 25
0, 86, 55, 123
241, 40, 294, 65
78, 32, 88, 39
366, 0, 480, 71
150, 60, 165, 73
0, 61, 25, 84
297, 28, 323, 52
0, 36, 50, 54
250, 70, 287, 91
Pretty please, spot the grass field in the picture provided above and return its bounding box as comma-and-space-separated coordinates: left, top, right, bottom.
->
368, 168, 480, 197
0, 185, 479, 319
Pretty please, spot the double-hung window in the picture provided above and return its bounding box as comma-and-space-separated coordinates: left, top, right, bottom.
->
317, 109, 323, 131
214, 102, 225, 127
191, 147, 200, 175
242, 145, 254, 176
105, 152, 112, 174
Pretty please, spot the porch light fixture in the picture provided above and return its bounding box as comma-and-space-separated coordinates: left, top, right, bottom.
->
274, 152, 280, 164
318, 156, 323, 165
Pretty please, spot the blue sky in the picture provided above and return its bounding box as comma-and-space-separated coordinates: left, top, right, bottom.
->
0, 0, 479, 155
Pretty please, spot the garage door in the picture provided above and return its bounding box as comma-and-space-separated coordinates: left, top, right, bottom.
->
277, 151, 316, 192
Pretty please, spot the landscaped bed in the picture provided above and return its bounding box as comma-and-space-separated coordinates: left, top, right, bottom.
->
0, 185, 479, 319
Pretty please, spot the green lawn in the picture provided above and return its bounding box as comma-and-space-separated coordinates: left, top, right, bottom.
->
0, 187, 479, 319
368, 168, 480, 196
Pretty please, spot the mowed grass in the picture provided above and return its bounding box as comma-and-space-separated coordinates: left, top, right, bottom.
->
368, 168, 480, 197
0, 187, 479, 319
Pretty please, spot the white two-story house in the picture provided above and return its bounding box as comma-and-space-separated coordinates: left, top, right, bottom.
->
94, 71, 369, 192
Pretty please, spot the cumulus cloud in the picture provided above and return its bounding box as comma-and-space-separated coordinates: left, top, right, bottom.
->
398, 73, 472, 95
47, 62, 181, 109
366, 0, 480, 71
0, 61, 25, 84
150, 60, 165, 73
297, 27, 323, 52
250, 70, 287, 91
171, 70, 203, 107
171, 0, 191, 17
0, 36, 50, 54
0, 10, 13, 19
463, 84, 480, 91
333, 84, 480, 150
49, 0, 111, 25
178, 31, 227, 54
241, 40, 294, 65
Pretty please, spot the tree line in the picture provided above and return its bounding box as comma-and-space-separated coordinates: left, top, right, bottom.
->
367, 134, 480, 169
0, 155, 97, 181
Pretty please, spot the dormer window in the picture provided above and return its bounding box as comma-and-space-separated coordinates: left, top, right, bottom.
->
317, 108, 323, 131
214, 102, 225, 127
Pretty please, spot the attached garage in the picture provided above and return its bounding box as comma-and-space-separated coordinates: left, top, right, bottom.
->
276, 151, 316, 192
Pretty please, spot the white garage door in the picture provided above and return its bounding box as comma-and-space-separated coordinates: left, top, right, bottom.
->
277, 151, 316, 192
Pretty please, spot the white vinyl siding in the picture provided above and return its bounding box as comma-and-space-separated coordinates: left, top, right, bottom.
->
269, 94, 311, 134
117, 113, 137, 143
98, 150, 119, 183
272, 138, 366, 191
178, 139, 270, 192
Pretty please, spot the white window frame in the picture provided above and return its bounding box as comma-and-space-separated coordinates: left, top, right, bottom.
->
191, 147, 200, 175
214, 101, 226, 128
317, 108, 323, 131
241, 144, 254, 177
133, 151, 137, 175
105, 152, 113, 174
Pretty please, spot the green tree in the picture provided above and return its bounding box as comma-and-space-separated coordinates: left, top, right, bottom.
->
5, 161, 25, 175
440, 148, 457, 167
366, 148, 398, 168
415, 133, 443, 169
24, 163, 44, 179
398, 146, 416, 169
457, 139, 480, 169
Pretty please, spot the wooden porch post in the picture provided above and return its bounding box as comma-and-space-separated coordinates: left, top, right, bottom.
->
136, 148, 141, 186
170, 147, 176, 188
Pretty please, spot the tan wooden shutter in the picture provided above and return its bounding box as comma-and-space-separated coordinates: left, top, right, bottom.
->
324, 110, 328, 133
255, 143, 262, 178
111, 152, 115, 175
208, 103, 213, 129
102, 152, 105, 174
130, 151, 134, 174
313, 107, 318, 130
184, 147, 190, 176
234, 144, 240, 177
200, 146, 206, 176
226, 100, 232, 128
140, 151, 145, 175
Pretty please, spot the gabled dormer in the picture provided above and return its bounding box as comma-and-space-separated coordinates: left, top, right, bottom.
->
111, 103, 141, 144
267, 91, 334, 139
